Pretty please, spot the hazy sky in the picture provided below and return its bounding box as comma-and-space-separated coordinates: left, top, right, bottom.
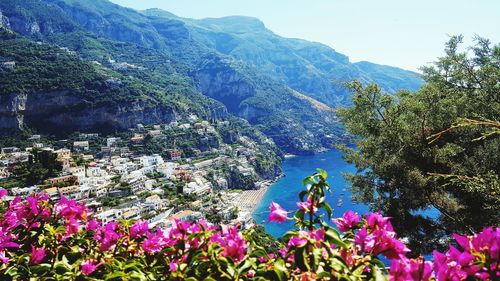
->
110, 0, 499, 72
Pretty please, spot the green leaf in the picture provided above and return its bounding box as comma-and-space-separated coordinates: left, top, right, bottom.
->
237, 260, 252, 274
317, 168, 327, 179
372, 265, 388, 281
299, 190, 308, 201
28, 263, 52, 275
273, 259, 287, 281
104, 271, 126, 280
325, 227, 348, 248
323, 202, 333, 219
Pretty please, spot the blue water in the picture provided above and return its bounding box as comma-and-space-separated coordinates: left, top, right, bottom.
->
253, 149, 370, 237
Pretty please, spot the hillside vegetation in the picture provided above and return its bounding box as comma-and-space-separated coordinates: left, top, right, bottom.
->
0, 0, 422, 153
338, 36, 500, 253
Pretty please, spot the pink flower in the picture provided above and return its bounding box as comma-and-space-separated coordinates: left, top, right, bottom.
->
0, 251, 9, 264
196, 219, 216, 232
29, 245, 45, 265
297, 197, 317, 214
81, 259, 100, 275
86, 219, 100, 232
214, 225, 247, 262
310, 228, 325, 242
142, 232, 167, 254
287, 236, 307, 248
451, 227, 499, 280
64, 218, 80, 237
221, 225, 247, 262
55, 196, 90, 221
389, 259, 407, 281
0, 189, 7, 200
365, 213, 393, 231
0, 227, 19, 250
389, 257, 432, 281
279, 249, 287, 258
433, 246, 481, 281
130, 220, 150, 239
94, 222, 122, 252
169, 260, 177, 272
408, 259, 433, 281
354, 227, 409, 259
268, 201, 287, 223
8, 194, 50, 230
333, 210, 360, 232
470, 227, 499, 260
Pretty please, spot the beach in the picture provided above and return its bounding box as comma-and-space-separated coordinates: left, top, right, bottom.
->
231, 180, 274, 221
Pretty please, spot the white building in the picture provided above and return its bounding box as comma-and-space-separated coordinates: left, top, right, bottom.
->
106, 137, 121, 147
96, 209, 123, 224
139, 154, 164, 168
73, 141, 89, 152
157, 162, 178, 178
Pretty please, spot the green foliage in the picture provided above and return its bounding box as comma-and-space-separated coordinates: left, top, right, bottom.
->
338, 36, 500, 253
294, 169, 333, 231
0, 37, 98, 95
98, 197, 119, 207
0, 0, 352, 153
0, 171, 497, 280
245, 225, 283, 253
1, 148, 62, 187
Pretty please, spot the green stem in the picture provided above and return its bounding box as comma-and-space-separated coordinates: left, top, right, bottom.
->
308, 188, 317, 231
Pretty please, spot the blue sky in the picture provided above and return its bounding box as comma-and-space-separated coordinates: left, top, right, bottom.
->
110, 0, 499, 72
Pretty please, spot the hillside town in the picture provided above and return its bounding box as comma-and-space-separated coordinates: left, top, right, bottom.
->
0, 116, 281, 229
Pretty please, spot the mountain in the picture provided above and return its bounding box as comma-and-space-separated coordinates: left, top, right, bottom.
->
0, 0, 423, 154
0, 29, 221, 136
150, 11, 423, 106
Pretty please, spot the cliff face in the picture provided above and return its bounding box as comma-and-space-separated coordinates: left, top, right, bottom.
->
0, 93, 26, 132
0, 91, 177, 136
0, 10, 10, 29
194, 59, 257, 114
48, 0, 166, 49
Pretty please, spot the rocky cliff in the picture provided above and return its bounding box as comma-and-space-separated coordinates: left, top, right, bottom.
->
0, 90, 180, 136
0, 93, 26, 133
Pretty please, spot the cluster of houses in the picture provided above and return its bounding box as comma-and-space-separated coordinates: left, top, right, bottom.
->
0, 117, 270, 228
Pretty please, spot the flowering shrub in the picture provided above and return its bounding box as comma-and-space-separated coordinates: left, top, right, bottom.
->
0, 169, 498, 280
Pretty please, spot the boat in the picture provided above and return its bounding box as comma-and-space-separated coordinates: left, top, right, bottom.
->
336, 198, 344, 207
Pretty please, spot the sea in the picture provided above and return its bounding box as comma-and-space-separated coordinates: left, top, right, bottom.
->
252, 148, 370, 237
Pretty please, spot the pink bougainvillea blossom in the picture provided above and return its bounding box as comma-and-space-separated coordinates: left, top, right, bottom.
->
81, 259, 100, 275
130, 220, 150, 239
297, 196, 318, 214
333, 210, 360, 232
268, 201, 288, 223
29, 245, 45, 265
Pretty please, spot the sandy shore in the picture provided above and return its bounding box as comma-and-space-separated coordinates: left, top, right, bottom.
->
231, 181, 273, 215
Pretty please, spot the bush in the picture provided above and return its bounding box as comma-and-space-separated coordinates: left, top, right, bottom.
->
0, 171, 497, 280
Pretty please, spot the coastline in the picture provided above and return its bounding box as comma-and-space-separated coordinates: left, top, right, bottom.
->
232, 147, 336, 224
231, 176, 282, 221
238, 148, 332, 222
